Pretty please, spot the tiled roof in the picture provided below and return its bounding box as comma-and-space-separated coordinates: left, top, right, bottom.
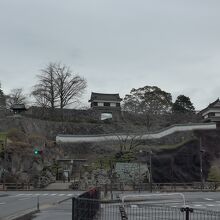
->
89, 92, 122, 102
11, 104, 27, 110
200, 98, 220, 114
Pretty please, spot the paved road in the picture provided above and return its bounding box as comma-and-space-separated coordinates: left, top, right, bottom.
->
117, 191, 220, 210
0, 191, 82, 219
32, 200, 72, 220
32, 192, 220, 220
1, 191, 220, 220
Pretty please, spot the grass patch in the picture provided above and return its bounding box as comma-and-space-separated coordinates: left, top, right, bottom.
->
208, 166, 220, 182
0, 132, 7, 141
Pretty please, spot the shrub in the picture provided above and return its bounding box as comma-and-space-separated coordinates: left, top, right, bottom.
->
208, 166, 220, 182
7, 128, 27, 142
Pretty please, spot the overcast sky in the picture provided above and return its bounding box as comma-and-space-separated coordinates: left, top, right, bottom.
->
0, 0, 220, 109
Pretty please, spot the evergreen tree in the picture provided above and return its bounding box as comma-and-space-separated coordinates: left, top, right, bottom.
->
172, 95, 195, 113
0, 85, 6, 110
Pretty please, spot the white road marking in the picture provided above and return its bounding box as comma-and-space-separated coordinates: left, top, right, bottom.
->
205, 198, 213, 201
194, 204, 203, 207
13, 193, 77, 198
15, 194, 25, 197
206, 204, 215, 207
58, 194, 65, 196
0, 202, 6, 205
19, 198, 31, 201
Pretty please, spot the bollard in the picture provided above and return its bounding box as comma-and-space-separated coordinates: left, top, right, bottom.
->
72, 197, 75, 220
181, 207, 193, 220
37, 196, 40, 211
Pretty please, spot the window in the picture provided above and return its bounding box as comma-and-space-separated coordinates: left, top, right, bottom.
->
110, 103, 116, 107
208, 112, 215, 117
104, 102, 110, 106
98, 102, 104, 106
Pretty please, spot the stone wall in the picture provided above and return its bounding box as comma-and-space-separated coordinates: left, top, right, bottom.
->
25, 106, 100, 122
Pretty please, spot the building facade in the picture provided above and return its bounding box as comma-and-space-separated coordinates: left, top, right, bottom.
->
89, 92, 122, 121
200, 98, 220, 123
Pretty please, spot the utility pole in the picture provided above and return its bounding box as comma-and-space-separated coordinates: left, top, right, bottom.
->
138, 150, 143, 193
3, 137, 7, 190
199, 137, 204, 191
149, 150, 153, 193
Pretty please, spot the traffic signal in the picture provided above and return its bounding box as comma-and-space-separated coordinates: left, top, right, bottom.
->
34, 149, 43, 155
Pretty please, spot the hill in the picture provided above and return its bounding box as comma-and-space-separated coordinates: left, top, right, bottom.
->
0, 115, 220, 187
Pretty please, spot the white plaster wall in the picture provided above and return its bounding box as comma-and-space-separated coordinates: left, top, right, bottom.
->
56, 123, 216, 143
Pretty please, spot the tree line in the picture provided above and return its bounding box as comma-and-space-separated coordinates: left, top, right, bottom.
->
1, 62, 195, 116
122, 85, 196, 130
2, 62, 87, 110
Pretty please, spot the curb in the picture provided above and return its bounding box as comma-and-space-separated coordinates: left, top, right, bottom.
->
0, 194, 8, 197
3, 209, 39, 220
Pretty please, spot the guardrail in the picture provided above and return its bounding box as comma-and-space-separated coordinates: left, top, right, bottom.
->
99, 182, 220, 192
1, 181, 219, 192
0, 182, 43, 190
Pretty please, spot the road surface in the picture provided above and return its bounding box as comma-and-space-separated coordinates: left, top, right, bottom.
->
1, 191, 220, 220
0, 191, 82, 219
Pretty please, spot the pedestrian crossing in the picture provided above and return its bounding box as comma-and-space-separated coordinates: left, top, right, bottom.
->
12, 193, 76, 198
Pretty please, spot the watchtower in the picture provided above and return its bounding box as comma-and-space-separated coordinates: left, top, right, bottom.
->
89, 92, 122, 121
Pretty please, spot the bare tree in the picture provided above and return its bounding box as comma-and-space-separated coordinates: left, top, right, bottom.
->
32, 63, 58, 109
32, 62, 86, 109
116, 133, 144, 152
54, 63, 87, 109
6, 88, 27, 108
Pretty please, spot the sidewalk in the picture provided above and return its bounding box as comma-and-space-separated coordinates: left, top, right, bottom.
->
32, 200, 72, 220
45, 182, 72, 190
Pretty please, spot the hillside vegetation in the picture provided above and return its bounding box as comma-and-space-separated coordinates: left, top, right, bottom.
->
0, 114, 219, 185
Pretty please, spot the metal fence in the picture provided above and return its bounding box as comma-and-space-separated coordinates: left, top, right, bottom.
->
72, 187, 101, 220
72, 198, 220, 220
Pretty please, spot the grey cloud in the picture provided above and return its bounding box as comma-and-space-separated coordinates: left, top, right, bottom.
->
1, 0, 220, 109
